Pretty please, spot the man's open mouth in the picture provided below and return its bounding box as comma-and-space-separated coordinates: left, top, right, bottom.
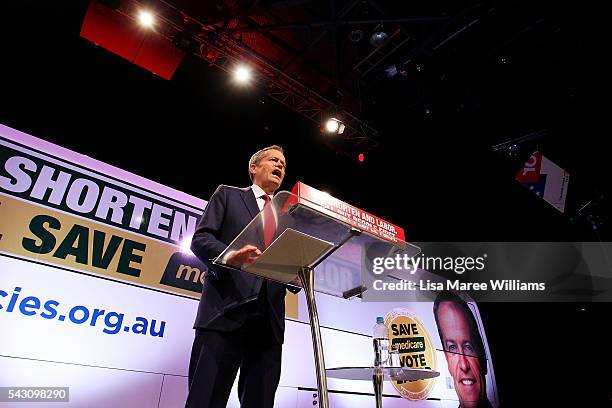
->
460, 379, 476, 386
272, 169, 282, 178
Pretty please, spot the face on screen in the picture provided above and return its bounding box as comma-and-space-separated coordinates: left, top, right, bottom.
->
438, 301, 487, 408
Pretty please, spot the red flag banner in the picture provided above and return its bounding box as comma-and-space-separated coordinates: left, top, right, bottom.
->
516, 151, 570, 213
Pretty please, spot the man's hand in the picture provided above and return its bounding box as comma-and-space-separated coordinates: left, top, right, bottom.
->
226, 245, 262, 267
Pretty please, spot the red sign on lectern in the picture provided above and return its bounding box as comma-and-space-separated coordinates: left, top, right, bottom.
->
289, 182, 406, 244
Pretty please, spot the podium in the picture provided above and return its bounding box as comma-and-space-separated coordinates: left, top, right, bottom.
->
214, 190, 434, 408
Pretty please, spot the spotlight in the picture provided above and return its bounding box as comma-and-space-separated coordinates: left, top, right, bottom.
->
172, 32, 197, 53
349, 29, 364, 43
384, 64, 398, 78
324, 117, 345, 135
358, 153, 365, 162
370, 27, 388, 47
234, 65, 252, 83
138, 10, 155, 28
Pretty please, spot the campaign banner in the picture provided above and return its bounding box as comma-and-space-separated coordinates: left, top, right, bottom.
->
297, 291, 499, 406
0, 124, 298, 315
515, 151, 570, 213
0, 136, 206, 298
383, 296, 498, 407
290, 181, 406, 244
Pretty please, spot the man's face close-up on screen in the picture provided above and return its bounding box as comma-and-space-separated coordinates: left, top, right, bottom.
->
438, 301, 486, 408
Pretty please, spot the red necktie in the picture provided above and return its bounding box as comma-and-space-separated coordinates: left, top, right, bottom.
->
262, 194, 277, 248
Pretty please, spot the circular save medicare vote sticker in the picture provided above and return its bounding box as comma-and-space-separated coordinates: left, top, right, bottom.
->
385, 309, 438, 400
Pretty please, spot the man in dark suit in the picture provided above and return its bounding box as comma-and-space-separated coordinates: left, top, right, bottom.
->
186, 145, 296, 408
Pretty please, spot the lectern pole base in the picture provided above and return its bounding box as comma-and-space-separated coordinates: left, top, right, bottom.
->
299, 266, 329, 408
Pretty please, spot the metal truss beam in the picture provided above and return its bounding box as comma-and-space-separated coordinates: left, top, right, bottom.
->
118, 0, 381, 152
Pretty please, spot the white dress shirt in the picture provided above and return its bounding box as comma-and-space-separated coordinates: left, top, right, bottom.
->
251, 184, 273, 211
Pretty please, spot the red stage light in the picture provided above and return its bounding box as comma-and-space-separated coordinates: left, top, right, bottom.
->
358, 153, 364, 162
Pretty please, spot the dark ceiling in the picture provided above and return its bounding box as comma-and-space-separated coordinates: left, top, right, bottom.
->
1, 0, 607, 242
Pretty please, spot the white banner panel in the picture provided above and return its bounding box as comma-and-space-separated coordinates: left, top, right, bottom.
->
0, 255, 196, 375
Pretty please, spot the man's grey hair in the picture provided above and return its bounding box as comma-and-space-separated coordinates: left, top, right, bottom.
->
248, 145, 285, 181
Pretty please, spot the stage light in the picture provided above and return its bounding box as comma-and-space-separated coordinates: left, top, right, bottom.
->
358, 153, 365, 162
325, 118, 339, 133
324, 117, 345, 135
234, 65, 252, 83
370, 27, 388, 47
349, 29, 364, 43
172, 32, 198, 53
138, 10, 155, 28
384, 64, 398, 78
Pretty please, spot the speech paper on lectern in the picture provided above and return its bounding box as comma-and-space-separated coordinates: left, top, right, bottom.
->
244, 228, 334, 283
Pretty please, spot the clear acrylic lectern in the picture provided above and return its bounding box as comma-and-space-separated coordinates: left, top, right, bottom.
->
214, 191, 431, 408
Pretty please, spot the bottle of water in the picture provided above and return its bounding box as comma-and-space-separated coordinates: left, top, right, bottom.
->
372, 316, 389, 367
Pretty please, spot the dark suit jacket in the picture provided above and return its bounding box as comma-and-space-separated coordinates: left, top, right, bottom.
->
190, 185, 297, 343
